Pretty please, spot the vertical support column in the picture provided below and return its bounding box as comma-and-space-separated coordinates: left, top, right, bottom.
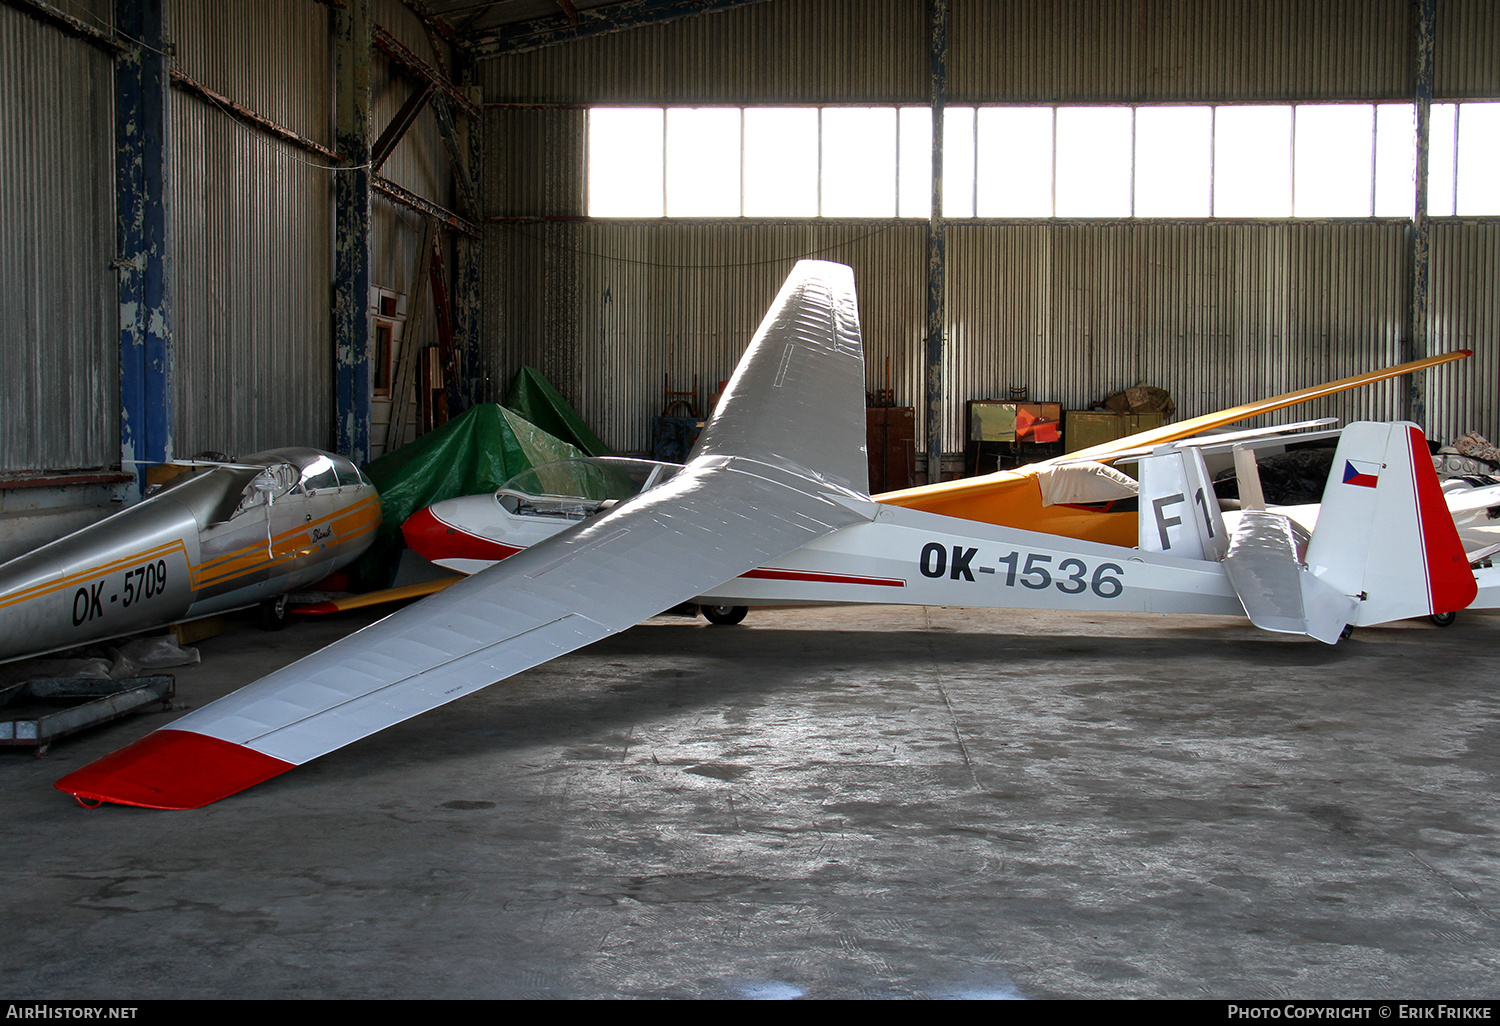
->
116, 0, 172, 498
334, 0, 373, 462
455, 68, 485, 410
1406, 0, 1435, 426
925, 0, 947, 484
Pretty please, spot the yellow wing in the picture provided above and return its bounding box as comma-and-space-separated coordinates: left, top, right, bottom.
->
875, 350, 1472, 546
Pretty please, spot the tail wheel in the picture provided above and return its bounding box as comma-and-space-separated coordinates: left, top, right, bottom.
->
259, 594, 292, 631
1430, 611, 1457, 627
702, 605, 748, 626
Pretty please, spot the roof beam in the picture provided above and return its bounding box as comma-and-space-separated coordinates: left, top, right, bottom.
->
469, 0, 771, 58
374, 24, 479, 119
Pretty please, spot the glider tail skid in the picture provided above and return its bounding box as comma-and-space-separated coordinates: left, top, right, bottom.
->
56, 259, 878, 809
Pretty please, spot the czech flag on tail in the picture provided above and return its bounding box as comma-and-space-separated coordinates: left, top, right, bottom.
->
1342, 459, 1381, 488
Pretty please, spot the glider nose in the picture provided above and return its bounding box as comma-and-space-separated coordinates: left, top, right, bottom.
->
401, 504, 520, 564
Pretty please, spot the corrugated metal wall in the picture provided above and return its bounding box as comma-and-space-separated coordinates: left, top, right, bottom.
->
168, 0, 454, 459
369, 0, 457, 452
947, 221, 1411, 446
482, 0, 926, 104
1429, 222, 1500, 443
169, 0, 335, 456
482, 0, 1496, 105
0, 5, 119, 472
952, 0, 1412, 102
488, 221, 925, 451
480, 0, 1500, 455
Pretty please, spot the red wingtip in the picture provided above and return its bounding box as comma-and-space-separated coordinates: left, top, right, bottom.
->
55, 729, 296, 810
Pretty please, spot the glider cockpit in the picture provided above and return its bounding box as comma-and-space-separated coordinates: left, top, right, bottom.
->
495, 457, 681, 522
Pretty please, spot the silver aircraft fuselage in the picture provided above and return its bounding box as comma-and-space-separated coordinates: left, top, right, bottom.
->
0, 448, 381, 663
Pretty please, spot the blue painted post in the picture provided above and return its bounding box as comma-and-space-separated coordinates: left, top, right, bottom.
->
1407, 0, 1435, 426
926, 0, 947, 484
334, 0, 373, 463
115, 0, 172, 497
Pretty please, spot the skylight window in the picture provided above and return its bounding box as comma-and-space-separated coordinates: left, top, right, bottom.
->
1294, 105, 1374, 216
588, 108, 664, 217
1055, 107, 1132, 217
586, 102, 1493, 221
743, 108, 818, 216
665, 108, 740, 217
1215, 105, 1293, 217
821, 107, 897, 217
1455, 102, 1500, 215
976, 107, 1051, 217
1134, 106, 1212, 217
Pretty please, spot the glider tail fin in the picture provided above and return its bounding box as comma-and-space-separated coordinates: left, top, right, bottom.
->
1305, 422, 1476, 626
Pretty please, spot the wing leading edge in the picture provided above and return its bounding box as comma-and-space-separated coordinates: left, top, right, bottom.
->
57, 260, 876, 809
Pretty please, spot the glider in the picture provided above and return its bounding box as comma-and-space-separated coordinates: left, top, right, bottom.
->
0, 449, 380, 665
54, 262, 1488, 810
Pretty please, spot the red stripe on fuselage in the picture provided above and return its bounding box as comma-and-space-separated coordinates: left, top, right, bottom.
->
738, 567, 905, 587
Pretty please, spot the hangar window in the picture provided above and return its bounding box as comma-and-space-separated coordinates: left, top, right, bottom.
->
587, 102, 1500, 220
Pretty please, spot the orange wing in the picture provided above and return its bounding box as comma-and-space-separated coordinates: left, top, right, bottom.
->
875, 350, 1472, 547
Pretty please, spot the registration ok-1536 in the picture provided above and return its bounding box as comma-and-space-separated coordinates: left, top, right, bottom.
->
918, 542, 1125, 599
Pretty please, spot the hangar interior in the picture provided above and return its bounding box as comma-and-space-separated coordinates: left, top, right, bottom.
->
4, 0, 1500, 1002
4, 0, 1498, 504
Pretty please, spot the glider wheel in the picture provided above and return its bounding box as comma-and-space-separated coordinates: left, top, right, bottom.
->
259, 594, 292, 631
702, 605, 748, 626
1430, 611, 1457, 627
1339, 623, 1355, 641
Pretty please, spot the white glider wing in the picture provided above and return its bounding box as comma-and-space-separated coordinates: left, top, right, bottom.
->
58, 260, 875, 809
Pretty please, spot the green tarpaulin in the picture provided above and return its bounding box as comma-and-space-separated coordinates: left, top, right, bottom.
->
505, 366, 613, 458
354, 404, 583, 585
364, 404, 584, 538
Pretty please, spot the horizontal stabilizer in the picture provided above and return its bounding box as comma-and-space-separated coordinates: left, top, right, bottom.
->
1222, 510, 1357, 644
1445, 482, 1500, 516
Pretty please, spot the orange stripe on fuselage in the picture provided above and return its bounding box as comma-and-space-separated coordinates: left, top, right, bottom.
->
190, 497, 381, 591
0, 496, 381, 612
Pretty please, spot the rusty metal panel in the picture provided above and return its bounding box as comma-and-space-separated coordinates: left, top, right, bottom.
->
1428, 221, 1500, 444
480, 0, 925, 104
486, 220, 925, 454
947, 221, 1411, 454
169, 0, 331, 147
1437, 0, 1500, 99
0, 6, 118, 472
487, 106, 585, 218
371, 53, 450, 207
953, 0, 1412, 103
476, 0, 1499, 106
170, 88, 333, 456
486, 217, 1449, 458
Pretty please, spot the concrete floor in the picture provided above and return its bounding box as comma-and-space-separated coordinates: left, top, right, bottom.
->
4, 602, 1499, 999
